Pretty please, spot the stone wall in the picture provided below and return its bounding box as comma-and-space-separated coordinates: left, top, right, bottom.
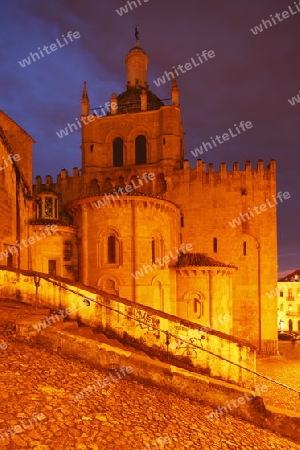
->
0, 120, 33, 271
0, 267, 256, 387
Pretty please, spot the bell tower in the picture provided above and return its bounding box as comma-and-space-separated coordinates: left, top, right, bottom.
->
80, 37, 185, 174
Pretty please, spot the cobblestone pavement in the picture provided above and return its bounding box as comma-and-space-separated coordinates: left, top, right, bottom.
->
0, 335, 299, 450
257, 357, 300, 412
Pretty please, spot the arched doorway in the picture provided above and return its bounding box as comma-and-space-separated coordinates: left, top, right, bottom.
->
288, 319, 293, 331
97, 275, 119, 297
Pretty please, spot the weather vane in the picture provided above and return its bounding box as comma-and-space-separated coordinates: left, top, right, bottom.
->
135, 25, 139, 42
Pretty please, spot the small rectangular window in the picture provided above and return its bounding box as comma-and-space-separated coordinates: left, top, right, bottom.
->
280, 290, 284, 297
243, 241, 246, 256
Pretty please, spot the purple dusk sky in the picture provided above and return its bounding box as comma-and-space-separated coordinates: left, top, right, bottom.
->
1, 0, 299, 277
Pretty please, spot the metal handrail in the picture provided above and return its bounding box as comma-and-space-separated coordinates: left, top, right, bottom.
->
34, 275, 300, 396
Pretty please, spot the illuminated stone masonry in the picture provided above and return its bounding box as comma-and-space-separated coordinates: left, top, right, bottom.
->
0, 38, 278, 354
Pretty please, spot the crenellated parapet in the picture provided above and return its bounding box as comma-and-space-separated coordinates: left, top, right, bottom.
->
189, 159, 276, 185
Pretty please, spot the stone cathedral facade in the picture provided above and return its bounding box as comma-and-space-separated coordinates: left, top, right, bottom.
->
0, 41, 278, 353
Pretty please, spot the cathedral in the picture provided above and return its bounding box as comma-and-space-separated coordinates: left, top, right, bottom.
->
0, 39, 278, 353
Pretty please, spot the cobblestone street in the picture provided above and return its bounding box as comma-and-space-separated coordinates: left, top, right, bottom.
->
257, 357, 300, 412
0, 332, 299, 450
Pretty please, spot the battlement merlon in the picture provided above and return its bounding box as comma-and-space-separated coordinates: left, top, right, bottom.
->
33, 159, 276, 192
185, 159, 276, 183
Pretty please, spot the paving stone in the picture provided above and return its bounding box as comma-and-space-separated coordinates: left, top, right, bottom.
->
0, 307, 300, 449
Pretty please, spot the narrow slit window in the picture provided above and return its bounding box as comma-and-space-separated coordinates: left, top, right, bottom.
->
213, 237, 217, 253
108, 236, 116, 263
151, 238, 155, 264
194, 298, 198, 313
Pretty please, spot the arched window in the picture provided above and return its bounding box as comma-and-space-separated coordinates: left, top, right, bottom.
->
156, 173, 167, 194
150, 231, 164, 267
113, 138, 124, 167
184, 291, 204, 320
103, 178, 112, 191
194, 298, 204, 315
213, 237, 217, 253
98, 276, 119, 296
118, 176, 125, 188
108, 235, 116, 264
98, 230, 122, 267
35, 194, 58, 220
89, 179, 99, 196
135, 135, 147, 165
105, 279, 118, 296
